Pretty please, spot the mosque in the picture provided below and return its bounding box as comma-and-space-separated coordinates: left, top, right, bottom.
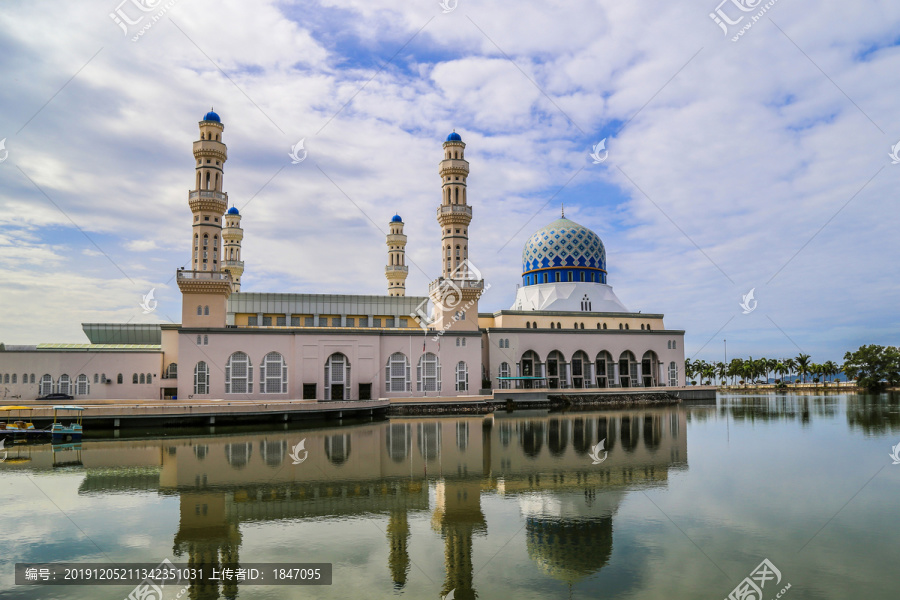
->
0, 111, 685, 401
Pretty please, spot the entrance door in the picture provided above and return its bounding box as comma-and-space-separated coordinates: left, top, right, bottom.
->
547, 354, 560, 389
619, 358, 631, 388
522, 357, 534, 389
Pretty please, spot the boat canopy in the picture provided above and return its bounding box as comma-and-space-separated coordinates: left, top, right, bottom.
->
0, 406, 33, 411
52, 405, 85, 411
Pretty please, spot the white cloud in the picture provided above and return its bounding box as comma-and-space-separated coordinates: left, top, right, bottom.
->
1, 0, 899, 360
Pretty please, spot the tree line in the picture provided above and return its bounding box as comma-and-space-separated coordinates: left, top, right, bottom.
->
685, 345, 900, 390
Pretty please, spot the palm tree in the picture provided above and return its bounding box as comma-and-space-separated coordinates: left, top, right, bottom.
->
822, 360, 839, 387
766, 358, 777, 384
774, 362, 788, 383
796, 353, 811, 384
785, 358, 797, 384
716, 362, 727, 386
701, 364, 715, 385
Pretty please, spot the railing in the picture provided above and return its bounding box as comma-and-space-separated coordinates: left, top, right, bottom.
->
177, 269, 231, 281
428, 277, 484, 291
188, 190, 228, 201
437, 205, 472, 217
225, 260, 244, 269
384, 265, 409, 272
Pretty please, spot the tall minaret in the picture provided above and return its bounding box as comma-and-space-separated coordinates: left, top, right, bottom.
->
429, 131, 484, 331
190, 109, 228, 272
223, 206, 244, 292
385, 214, 408, 296
177, 109, 233, 328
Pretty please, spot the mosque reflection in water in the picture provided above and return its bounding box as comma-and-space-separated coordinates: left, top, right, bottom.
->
17, 408, 687, 599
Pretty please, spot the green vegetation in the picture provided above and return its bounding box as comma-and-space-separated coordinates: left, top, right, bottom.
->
686, 345, 900, 391
841, 345, 900, 390
684, 354, 842, 388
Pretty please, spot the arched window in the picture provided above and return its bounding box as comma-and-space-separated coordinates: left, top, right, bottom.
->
603, 323, 607, 329
40, 374, 53, 396
385, 352, 411, 392
619, 323, 623, 330
204, 305, 209, 316
166, 363, 178, 378
75, 374, 90, 396
417, 353, 441, 392
261, 352, 287, 394
197, 305, 202, 316
550, 322, 555, 329
557, 322, 561, 329
673, 340, 677, 349
11, 374, 16, 384
194, 361, 209, 394
668, 362, 679, 387
324, 353, 350, 400
456, 337, 460, 347
203, 335, 208, 345
455, 361, 468, 392
196, 335, 202, 345
93, 374, 99, 384
58, 374, 71, 396
386, 423, 412, 463
625, 324, 630, 330
581, 323, 585, 329
225, 352, 253, 394
139, 373, 145, 384
101, 373, 107, 383
646, 323, 651, 330
456, 421, 469, 450
533, 321, 537, 328
498, 362, 511, 389
117, 373, 123, 384
462, 338, 467, 347
526, 322, 531, 329
30, 374, 35, 384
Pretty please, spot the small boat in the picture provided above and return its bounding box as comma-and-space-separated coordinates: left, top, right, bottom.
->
0, 406, 38, 438
51, 405, 84, 442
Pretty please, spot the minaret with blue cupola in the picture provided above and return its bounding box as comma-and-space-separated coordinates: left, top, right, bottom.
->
177, 109, 233, 327
223, 206, 244, 292
428, 131, 484, 331
385, 214, 408, 296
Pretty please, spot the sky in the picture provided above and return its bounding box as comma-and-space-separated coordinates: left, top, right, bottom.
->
1, 0, 900, 364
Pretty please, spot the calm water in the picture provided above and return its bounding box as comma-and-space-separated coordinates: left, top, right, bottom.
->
2, 393, 899, 600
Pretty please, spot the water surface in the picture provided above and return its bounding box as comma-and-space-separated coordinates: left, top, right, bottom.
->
1, 392, 898, 599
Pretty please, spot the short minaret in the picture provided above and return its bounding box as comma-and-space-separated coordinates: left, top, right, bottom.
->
177, 109, 233, 327
385, 214, 409, 296
223, 206, 244, 292
428, 132, 484, 331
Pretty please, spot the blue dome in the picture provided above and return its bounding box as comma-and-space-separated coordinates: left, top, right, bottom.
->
522, 217, 607, 286
203, 110, 221, 123
391, 214, 403, 223
446, 131, 462, 142
227, 206, 240, 215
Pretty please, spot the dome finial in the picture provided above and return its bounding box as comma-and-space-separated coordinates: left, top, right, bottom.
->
561, 202, 565, 218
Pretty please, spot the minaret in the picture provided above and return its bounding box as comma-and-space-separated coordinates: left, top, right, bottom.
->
223, 206, 244, 292
428, 131, 484, 331
177, 109, 233, 327
385, 214, 408, 296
